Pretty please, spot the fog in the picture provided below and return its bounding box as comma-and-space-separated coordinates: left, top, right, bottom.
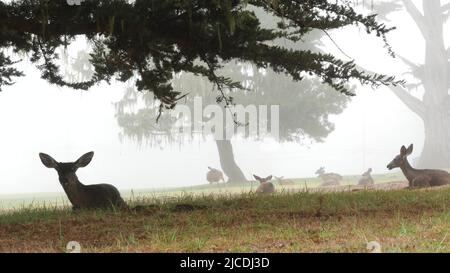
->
0, 1, 448, 195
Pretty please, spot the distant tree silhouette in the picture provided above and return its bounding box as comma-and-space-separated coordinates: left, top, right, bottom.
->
113, 6, 355, 182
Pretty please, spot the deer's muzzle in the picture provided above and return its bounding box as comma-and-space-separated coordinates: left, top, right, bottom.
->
387, 162, 396, 170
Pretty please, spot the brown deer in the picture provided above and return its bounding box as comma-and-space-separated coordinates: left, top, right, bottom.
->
253, 175, 276, 194
315, 167, 342, 186
39, 152, 128, 210
206, 167, 225, 184
274, 176, 295, 186
358, 168, 374, 186
387, 144, 450, 188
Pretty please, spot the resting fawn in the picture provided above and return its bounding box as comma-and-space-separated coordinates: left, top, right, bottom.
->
253, 175, 276, 194
315, 167, 342, 186
206, 167, 225, 184
358, 168, 374, 186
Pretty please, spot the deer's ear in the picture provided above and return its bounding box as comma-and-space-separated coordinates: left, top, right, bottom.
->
266, 175, 273, 181
39, 153, 58, 168
405, 144, 414, 156
76, 152, 94, 168
253, 175, 261, 181
400, 145, 407, 155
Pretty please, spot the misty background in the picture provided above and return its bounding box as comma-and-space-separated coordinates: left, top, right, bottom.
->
0, 0, 447, 195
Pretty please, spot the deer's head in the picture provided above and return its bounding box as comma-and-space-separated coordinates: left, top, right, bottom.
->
387, 144, 413, 170
39, 152, 94, 186
253, 175, 273, 184
315, 167, 325, 175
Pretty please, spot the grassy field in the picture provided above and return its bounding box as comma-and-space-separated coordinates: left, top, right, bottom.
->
0, 181, 448, 253
0, 171, 406, 211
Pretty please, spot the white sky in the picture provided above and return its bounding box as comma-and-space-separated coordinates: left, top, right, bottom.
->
0, 0, 447, 194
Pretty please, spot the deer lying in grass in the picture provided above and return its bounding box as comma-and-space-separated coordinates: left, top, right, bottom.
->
39, 152, 128, 210
253, 175, 276, 194
358, 168, 374, 186
387, 144, 450, 188
315, 167, 342, 186
274, 176, 295, 186
206, 167, 225, 184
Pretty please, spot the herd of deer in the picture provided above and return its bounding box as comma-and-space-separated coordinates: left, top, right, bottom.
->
38, 144, 450, 210
207, 144, 450, 193
207, 167, 374, 194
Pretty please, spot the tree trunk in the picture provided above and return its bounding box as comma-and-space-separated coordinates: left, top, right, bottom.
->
417, 0, 450, 169
418, 111, 450, 169
397, 0, 450, 169
215, 140, 247, 182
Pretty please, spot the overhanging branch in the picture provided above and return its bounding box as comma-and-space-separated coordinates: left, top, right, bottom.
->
389, 85, 426, 118
0, 0, 404, 107
356, 63, 424, 118
442, 3, 450, 12
397, 54, 421, 71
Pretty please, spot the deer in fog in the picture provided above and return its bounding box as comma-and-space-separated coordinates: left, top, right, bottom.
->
206, 167, 225, 184
253, 175, 276, 194
274, 176, 295, 186
315, 167, 342, 186
387, 144, 450, 188
358, 168, 374, 186
39, 152, 128, 210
